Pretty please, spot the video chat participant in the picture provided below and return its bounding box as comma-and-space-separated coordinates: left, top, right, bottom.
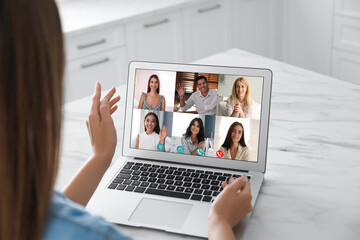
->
219, 122, 250, 161
135, 112, 168, 151
226, 77, 256, 118
181, 118, 205, 155
176, 76, 217, 115
138, 74, 166, 111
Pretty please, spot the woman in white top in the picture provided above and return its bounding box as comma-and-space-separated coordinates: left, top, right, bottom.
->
226, 77, 255, 118
135, 112, 168, 151
219, 122, 250, 161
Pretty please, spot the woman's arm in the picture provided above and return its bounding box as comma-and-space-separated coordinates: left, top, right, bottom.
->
158, 125, 168, 151
208, 176, 252, 240
161, 96, 166, 111
138, 93, 145, 109
63, 83, 120, 206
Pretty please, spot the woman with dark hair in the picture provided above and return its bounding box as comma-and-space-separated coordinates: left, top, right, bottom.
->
0, 0, 252, 239
138, 74, 166, 111
181, 118, 205, 155
135, 112, 168, 151
219, 122, 250, 160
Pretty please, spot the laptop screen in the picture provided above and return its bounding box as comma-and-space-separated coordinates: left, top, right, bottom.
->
130, 68, 263, 163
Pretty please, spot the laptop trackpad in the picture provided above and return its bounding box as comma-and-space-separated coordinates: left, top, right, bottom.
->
129, 198, 193, 229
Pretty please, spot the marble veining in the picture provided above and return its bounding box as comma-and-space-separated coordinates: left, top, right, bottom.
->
57, 49, 360, 239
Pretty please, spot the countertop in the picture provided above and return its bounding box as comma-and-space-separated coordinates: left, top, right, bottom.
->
57, 48, 360, 239
57, 0, 211, 36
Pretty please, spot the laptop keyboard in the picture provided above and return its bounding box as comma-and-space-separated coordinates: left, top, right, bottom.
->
107, 161, 251, 203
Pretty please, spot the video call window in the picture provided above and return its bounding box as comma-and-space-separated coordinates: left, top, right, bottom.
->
130, 69, 264, 163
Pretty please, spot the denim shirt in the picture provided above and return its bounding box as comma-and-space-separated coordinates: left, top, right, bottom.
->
42, 191, 131, 240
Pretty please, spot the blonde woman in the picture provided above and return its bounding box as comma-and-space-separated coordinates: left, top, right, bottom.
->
226, 77, 256, 118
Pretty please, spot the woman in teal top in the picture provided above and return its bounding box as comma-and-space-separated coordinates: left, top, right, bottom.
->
138, 74, 166, 111
0, 1, 252, 240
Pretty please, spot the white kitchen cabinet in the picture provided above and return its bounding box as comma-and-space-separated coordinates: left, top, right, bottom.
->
125, 11, 183, 63
332, 49, 360, 85
332, 0, 360, 85
182, 0, 231, 62
282, 0, 334, 75
64, 47, 127, 102
231, 0, 282, 60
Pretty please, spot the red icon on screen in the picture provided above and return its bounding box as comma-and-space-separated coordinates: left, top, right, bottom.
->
216, 150, 224, 158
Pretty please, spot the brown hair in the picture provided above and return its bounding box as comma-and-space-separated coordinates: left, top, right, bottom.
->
221, 122, 247, 150
0, 0, 64, 240
230, 77, 252, 111
147, 74, 160, 94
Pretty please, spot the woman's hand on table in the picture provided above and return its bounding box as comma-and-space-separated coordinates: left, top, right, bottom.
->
208, 175, 252, 240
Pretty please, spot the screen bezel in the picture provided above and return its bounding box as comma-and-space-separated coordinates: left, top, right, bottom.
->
122, 61, 272, 173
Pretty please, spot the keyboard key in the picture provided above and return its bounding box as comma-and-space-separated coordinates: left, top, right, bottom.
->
183, 182, 192, 187
148, 178, 157, 183
158, 184, 166, 189
165, 180, 174, 185
151, 164, 160, 168
156, 168, 165, 173
132, 170, 141, 175
175, 176, 184, 181
195, 170, 204, 173
178, 168, 186, 171
212, 191, 219, 197
174, 171, 182, 176
211, 180, 220, 186
149, 183, 158, 188
174, 181, 183, 186
140, 167, 148, 172
117, 173, 131, 179
143, 163, 151, 167
160, 166, 169, 169
217, 176, 226, 181
165, 170, 174, 175
131, 165, 140, 170
205, 171, 213, 174
139, 177, 148, 182
193, 178, 201, 183
194, 189, 203, 195
135, 163, 143, 166
223, 173, 232, 177
116, 184, 126, 190
108, 183, 118, 189
130, 175, 140, 181
140, 172, 149, 176
134, 187, 146, 193
203, 190, 212, 196
175, 187, 185, 192
123, 179, 132, 185
185, 188, 194, 193
210, 186, 219, 191
123, 164, 132, 170
156, 179, 165, 184
201, 185, 210, 190
149, 173, 158, 178
214, 172, 222, 176
191, 173, 200, 178
182, 172, 191, 177
167, 185, 176, 191
169, 167, 177, 170
126, 161, 135, 165
232, 174, 241, 178
184, 177, 193, 182
125, 185, 135, 192
192, 183, 201, 188
120, 169, 132, 174
112, 179, 123, 184
202, 196, 212, 202
202, 179, 210, 184
145, 188, 191, 199
190, 194, 202, 201
158, 174, 166, 179
208, 175, 217, 180
200, 174, 208, 179
166, 175, 175, 180
140, 182, 149, 187
131, 181, 141, 186
186, 169, 195, 172
148, 167, 157, 172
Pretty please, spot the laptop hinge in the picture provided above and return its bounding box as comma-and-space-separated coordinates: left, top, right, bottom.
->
133, 157, 249, 173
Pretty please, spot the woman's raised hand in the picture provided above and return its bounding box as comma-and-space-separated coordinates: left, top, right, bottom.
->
86, 82, 120, 166
159, 125, 168, 141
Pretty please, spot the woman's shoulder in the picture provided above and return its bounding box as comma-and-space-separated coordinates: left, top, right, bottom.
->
43, 191, 131, 240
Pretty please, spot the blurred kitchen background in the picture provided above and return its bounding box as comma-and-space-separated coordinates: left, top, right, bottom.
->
57, 0, 360, 102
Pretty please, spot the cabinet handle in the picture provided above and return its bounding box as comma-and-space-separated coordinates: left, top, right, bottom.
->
143, 18, 169, 28
198, 4, 221, 13
77, 39, 106, 49
80, 57, 109, 69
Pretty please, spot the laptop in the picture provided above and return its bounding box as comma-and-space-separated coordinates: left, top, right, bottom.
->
86, 61, 272, 238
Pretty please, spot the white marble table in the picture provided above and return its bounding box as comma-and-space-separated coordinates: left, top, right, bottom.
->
57, 48, 360, 239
